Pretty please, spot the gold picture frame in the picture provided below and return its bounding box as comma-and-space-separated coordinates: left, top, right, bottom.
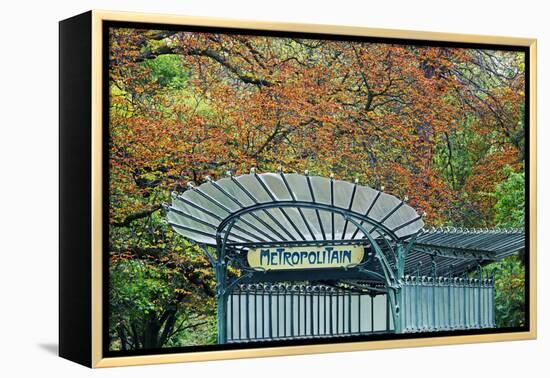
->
59, 10, 537, 368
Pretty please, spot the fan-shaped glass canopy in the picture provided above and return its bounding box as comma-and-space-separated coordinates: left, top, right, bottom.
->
166, 172, 425, 246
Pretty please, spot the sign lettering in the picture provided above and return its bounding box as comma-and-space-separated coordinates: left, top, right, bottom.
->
247, 245, 365, 271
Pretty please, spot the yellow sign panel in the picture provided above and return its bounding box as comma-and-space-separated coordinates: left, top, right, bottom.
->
247, 245, 365, 271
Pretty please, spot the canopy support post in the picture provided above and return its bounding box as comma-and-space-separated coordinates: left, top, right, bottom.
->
215, 261, 228, 344
346, 217, 403, 333
215, 219, 237, 344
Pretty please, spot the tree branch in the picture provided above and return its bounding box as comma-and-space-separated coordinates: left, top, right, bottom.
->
187, 48, 274, 87
135, 43, 274, 87
111, 204, 162, 227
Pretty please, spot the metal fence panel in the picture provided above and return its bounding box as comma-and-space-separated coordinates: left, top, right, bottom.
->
227, 277, 495, 342
227, 284, 392, 342
400, 276, 495, 333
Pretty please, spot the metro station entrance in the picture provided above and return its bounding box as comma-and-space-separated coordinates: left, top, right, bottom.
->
166, 171, 524, 344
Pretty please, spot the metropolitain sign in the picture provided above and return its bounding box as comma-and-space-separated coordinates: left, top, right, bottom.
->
247, 245, 365, 271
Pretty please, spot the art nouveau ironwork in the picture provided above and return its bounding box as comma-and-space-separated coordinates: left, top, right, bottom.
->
166, 171, 524, 344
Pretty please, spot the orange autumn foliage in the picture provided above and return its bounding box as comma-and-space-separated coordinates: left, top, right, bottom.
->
108, 28, 525, 228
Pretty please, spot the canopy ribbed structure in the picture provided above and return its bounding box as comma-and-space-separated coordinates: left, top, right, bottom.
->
166, 171, 424, 247
415, 227, 525, 257
404, 227, 525, 276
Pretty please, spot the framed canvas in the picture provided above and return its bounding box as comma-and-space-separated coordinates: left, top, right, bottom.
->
59, 10, 537, 368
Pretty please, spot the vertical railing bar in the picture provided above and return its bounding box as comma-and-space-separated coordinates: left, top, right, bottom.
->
229, 290, 233, 341
341, 290, 345, 334
420, 277, 427, 330
342, 290, 345, 334
447, 279, 451, 329
277, 287, 280, 338
420, 280, 424, 331
304, 286, 307, 336
310, 288, 314, 336
434, 279, 438, 330
474, 280, 478, 328
468, 278, 474, 328
483, 278, 490, 326
358, 293, 362, 333
477, 278, 481, 328
425, 279, 429, 330
487, 279, 490, 327
464, 278, 471, 328
268, 286, 273, 339
473, 279, 477, 328
324, 287, 327, 335
456, 279, 460, 329
449, 278, 455, 329
486, 280, 494, 327
492, 279, 495, 327
262, 285, 266, 339
329, 289, 333, 335
469, 279, 472, 328
462, 279, 466, 329
467, 280, 471, 328
404, 281, 409, 332
246, 289, 250, 340
348, 290, 352, 334
290, 287, 294, 337
470, 279, 474, 328
385, 293, 395, 332
412, 279, 416, 331
427, 278, 431, 330
254, 287, 258, 340
336, 290, 340, 334
317, 288, 321, 336
483, 278, 489, 326
284, 286, 287, 337
370, 295, 374, 332
410, 278, 414, 331
297, 287, 301, 336
416, 279, 421, 331
238, 287, 242, 340
458, 279, 462, 329
431, 277, 437, 330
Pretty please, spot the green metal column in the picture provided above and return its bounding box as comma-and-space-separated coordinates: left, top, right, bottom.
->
389, 287, 402, 333
215, 219, 236, 344
215, 261, 228, 344
346, 217, 403, 333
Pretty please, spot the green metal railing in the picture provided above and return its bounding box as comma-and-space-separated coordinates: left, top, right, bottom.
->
226, 276, 495, 342
227, 284, 393, 343
400, 275, 495, 332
